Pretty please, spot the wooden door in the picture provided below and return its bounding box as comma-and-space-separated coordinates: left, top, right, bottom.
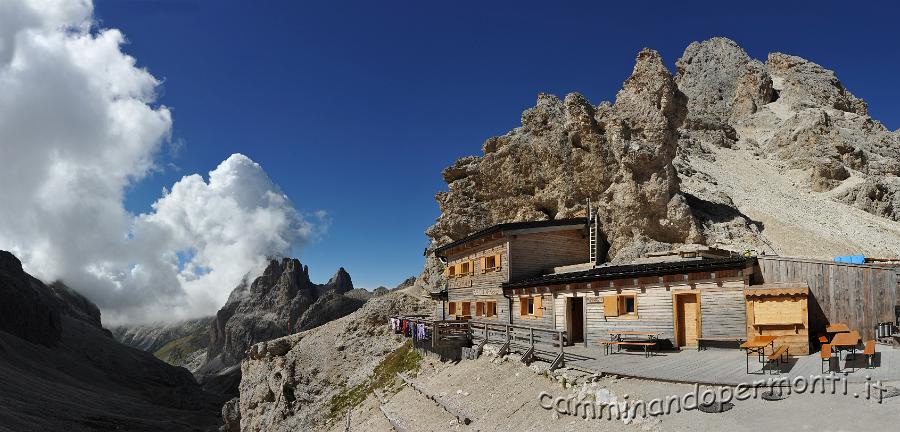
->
675, 294, 699, 347
567, 297, 584, 344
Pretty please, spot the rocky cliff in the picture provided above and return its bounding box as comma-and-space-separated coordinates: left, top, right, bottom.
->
420, 37, 900, 290
229, 291, 432, 431
199, 258, 364, 395
0, 250, 224, 431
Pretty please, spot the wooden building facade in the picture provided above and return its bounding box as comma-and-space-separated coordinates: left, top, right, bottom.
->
503, 258, 754, 348
434, 219, 590, 325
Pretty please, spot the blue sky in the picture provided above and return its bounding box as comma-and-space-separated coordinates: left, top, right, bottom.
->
94, 0, 899, 289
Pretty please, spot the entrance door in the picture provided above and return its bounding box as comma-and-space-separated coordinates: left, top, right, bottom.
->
675, 294, 699, 347
567, 297, 584, 345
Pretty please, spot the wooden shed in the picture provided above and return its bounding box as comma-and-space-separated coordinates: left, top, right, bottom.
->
745, 284, 810, 355
755, 256, 898, 341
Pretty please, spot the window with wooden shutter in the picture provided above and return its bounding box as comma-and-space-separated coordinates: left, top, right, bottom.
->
447, 264, 457, 279
481, 255, 499, 273
460, 301, 470, 317
534, 296, 543, 317
603, 295, 620, 317
519, 297, 528, 317
487, 301, 497, 317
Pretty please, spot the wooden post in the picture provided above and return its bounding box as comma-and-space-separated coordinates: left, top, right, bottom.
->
558, 330, 564, 356
530, 327, 534, 348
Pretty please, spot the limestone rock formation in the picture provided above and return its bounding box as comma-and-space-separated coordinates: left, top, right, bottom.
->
199, 259, 364, 395
423, 37, 900, 289
427, 49, 708, 266
234, 292, 432, 431
0, 250, 224, 431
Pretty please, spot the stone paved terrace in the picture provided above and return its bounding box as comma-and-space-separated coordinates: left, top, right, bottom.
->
553, 344, 900, 385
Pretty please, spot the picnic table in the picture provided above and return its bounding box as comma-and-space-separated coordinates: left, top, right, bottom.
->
739, 335, 777, 373
602, 331, 660, 357
826, 323, 850, 333
830, 330, 861, 371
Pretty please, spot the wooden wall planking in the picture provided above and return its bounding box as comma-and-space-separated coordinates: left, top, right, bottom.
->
699, 283, 746, 338
756, 257, 898, 341
508, 230, 589, 282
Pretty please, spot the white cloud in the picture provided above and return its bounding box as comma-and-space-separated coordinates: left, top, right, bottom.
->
0, 0, 320, 324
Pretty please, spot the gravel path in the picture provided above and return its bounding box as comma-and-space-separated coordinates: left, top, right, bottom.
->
340, 353, 900, 432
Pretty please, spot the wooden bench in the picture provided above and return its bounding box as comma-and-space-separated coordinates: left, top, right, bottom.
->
765, 345, 789, 373
697, 336, 745, 351
600, 341, 656, 357
821, 344, 832, 373
864, 340, 876, 368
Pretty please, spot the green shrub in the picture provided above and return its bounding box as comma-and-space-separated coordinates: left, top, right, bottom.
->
327, 341, 421, 422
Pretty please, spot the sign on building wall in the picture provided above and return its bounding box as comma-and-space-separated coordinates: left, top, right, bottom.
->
585, 296, 604, 304
473, 287, 502, 296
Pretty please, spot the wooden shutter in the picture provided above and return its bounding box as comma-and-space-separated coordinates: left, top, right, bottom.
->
475, 302, 483, 317
519, 297, 528, 317
449, 302, 456, 315
480, 257, 487, 274
603, 295, 620, 317
534, 296, 543, 317
467, 260, 475, 276
488, 302, 496, 317
494, 253, 502, 270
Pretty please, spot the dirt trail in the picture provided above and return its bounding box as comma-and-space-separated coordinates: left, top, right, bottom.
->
337, 352, 900, 432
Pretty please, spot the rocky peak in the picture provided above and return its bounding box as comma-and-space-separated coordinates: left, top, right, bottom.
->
323, 267, 353, 294
200, 258, 365, 394
765, 52, 868, 115
675, 37, 773, 128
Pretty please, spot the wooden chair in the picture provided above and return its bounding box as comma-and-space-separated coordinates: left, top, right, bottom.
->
864, 340, 876, 368
821, 344, 832, 373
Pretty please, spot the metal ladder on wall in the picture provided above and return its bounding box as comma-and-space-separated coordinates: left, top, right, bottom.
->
588, 200, 598, 265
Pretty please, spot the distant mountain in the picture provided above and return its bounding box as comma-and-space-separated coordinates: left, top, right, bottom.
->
112, 317, 213, 373
198, 258, 366, 396
0, 250, 223, 431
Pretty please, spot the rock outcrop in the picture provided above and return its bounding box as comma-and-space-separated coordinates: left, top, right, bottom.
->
235, 292, 432, 431
425, 46, 734, 271
199, 259, 364, 395
422, 37, 900, 290
0, 250, 224, 431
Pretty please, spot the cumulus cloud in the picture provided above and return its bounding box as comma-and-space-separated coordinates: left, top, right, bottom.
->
0, 0, 320, 324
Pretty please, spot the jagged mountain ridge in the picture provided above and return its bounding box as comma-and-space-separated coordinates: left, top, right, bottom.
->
0, 250, 223, 431
198, 258, 365, 395
420, 37, 900, 289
